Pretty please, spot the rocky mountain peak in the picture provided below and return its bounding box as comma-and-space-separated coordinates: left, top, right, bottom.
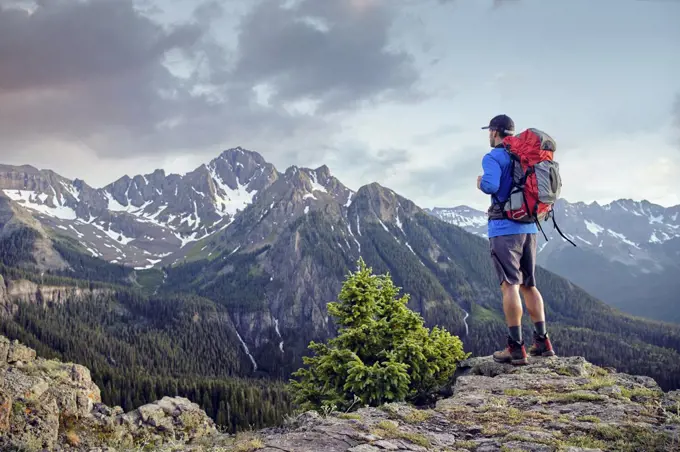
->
217, 146, 267, 164
71, 178, 86, 191
0, 163, 39, 173
283, 164, 298, 175
354, 182, 419, 226
315, 164, 332, 180
274, 165, 349, 208
211, 148, 278, 194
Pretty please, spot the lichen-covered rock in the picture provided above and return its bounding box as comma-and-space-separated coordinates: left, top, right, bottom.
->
121, 396, 217, 442
0, 335, 9, 362
0, 389, 11, 434
239, 355, 679, 452
7, 338, 36, 363
662, 390, 680, 413
0, 335, 217, 451
8, 397, 61, 451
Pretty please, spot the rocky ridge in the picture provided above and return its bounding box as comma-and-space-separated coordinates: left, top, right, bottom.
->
1, 335, 678, 451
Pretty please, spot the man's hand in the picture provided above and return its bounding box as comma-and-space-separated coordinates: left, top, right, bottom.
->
477, 175, 482, 190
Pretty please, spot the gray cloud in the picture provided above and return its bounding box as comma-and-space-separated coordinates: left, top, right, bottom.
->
410, 124, 463, 146
405, 146, 483, 199
230, 0, 422, 113
352, 147, 412, 181
0, 0, 422, 162
318, 143, 412, 184
0, 0, 229, 157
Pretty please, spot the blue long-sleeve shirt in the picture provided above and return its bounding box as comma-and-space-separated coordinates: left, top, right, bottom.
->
480, 146, 538, 238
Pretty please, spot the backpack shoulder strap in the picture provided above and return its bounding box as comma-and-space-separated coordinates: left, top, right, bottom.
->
550, 211, 576, 247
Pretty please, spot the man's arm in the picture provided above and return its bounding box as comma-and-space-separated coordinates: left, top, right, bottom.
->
479, 153, 501, 195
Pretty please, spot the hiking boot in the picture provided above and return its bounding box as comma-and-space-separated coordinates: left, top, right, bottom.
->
528, 332, 556, 357
493, 336, 528, 365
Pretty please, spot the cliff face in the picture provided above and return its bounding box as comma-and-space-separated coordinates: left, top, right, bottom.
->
0, 277, 112, 317
1, 334, 678, 451
3, 279, 111, 305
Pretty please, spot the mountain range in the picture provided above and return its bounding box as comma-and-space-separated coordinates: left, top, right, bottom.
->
0, 149, 278, 269
426, 200, 680, 324
1, 147, 680, 431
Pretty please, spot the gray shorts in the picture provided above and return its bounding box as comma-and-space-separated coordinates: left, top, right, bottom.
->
489, 233, 537, 287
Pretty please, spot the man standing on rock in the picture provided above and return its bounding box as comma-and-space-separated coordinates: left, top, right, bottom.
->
477, 114, 556, 365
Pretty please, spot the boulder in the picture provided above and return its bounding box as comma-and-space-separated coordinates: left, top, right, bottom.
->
7, 339, 36, 364
0, 335, 218, 451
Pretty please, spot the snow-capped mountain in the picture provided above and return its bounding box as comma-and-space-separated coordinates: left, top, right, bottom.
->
426, 200, 680, 323
427, 206, 488, 237
428, 200, 680, 244
0, 148, 277, 269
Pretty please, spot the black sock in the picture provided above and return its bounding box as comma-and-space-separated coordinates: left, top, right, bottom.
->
508, 325, 522, 343
534, 321, 547, 337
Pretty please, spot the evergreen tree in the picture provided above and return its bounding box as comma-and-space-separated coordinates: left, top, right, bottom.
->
290, 258, 469, 411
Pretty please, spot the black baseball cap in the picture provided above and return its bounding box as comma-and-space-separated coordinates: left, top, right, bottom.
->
481, 114, 515, 134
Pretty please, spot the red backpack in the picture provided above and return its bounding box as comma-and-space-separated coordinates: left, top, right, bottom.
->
491, 128, 576, 246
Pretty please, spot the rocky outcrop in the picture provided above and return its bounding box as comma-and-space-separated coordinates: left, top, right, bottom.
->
1, 334, 679, 451
0, 335, 216, 451
236, 355, 680, 452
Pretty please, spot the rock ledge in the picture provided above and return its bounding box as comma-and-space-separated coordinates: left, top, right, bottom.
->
1, 335, 679, 451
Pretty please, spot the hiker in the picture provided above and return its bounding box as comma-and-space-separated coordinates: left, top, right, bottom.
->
477, 114, 556, 365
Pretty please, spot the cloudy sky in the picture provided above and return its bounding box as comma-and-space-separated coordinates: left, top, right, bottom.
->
1, 0, 678, 210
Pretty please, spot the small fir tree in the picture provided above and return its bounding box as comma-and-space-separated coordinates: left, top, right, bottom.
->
289, 258, 469, 412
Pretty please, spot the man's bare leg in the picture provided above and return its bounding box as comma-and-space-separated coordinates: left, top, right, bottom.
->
493, 281, 528, 364
502, 282, 523, 343
520, 285, 555, 356
520, 285, 545, 325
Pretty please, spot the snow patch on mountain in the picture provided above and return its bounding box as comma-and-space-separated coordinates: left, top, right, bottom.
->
607, 229, 639, 248
3, 189, 77, 220
584, 220, 604, 236
134, 258, 162, 270
309, 173, 327, 193
208, 163, 257, 217
91, 222, 135, 245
